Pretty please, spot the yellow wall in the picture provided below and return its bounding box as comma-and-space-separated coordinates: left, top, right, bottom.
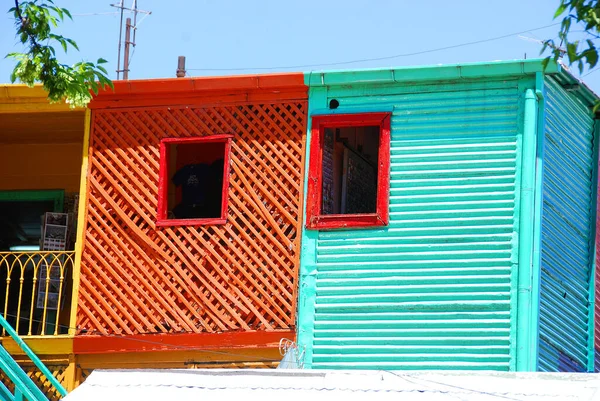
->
0, 143, 82, 192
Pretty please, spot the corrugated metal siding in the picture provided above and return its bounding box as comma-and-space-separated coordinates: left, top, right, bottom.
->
310, 82, 522, 370
596, 135, 600, 374
538, 77, 595, 372
597, 167, 600, 372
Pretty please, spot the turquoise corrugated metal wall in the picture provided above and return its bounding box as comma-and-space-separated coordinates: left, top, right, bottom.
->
538, 77, 596, 372
300, 79, 527, 370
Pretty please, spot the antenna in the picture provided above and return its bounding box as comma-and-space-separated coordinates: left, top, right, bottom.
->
111, 1, 152, 80
518, 35, 566, 57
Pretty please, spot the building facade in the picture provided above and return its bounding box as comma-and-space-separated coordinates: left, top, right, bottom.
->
296, 60, 599, 372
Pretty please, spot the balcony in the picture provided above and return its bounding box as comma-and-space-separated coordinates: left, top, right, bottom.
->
0, 251, 74, 336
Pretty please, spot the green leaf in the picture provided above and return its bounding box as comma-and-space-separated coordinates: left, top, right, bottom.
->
66, 38, 79, 51
586, 48, 598, 68
53, 6, 63, 20
541, 57, 550, 71
7, 2, 112, 108
555, 2, 568, 18
567, 41, 578, 63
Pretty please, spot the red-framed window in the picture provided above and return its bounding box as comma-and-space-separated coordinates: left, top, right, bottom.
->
306, 112, 391, 230
157, 134, 233, 227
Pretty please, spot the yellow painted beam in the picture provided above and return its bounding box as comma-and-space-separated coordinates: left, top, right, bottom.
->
0, 103, 76, 114
77, 347, 281, 369
69, 108, 91, 335
0, 85, 81, 113
1, 336, 73, 355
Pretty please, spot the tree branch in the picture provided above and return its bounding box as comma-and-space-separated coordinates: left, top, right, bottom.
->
14, 0, 41, 50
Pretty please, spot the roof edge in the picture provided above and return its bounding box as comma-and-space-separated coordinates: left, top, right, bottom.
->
0, 84, 81, 113
94, 72, 305, 96
89, 72, 307, 109
305, 59, 561, 87
554, 63, 600, 108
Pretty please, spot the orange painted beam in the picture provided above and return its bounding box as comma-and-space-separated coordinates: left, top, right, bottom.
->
88, 72, 307, 109
73, 330, 295, 354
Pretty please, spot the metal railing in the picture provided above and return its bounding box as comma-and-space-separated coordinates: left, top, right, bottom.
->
0, 313, 68, 400
0, 252, 74, 336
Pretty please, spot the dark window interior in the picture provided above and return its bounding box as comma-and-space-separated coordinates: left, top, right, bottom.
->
0, 200, 53, 251
321, 126, 380, 215
0, 200, 58, 334
167, 142, 226, 220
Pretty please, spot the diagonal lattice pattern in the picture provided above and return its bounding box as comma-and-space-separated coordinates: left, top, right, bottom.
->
78, 102, 307, 335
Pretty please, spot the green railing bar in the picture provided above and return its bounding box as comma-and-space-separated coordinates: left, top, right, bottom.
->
0, 314, 67, 396
0, 346, 47, 401
0, 377, 16, 401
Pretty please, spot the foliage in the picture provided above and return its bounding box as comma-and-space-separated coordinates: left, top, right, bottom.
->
7, 0, 112, 107
544, 0, 600, 73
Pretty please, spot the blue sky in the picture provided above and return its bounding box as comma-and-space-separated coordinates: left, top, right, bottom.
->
1, 0, 599, 93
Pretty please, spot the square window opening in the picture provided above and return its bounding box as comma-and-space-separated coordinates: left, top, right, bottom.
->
321, 126, 380, 215
158, 136, 232, 226
306, 113, 390, 230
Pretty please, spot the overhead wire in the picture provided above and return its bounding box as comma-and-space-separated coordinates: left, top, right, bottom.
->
187, 22, 561, 72
583, 67, 600, 77
71, 12, 120, 17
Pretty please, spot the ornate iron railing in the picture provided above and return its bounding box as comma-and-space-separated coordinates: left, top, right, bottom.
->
0, 252, 74, 336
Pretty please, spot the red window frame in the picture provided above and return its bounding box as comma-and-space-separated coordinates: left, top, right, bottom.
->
157, 134, 233, 227
306, 112, 391, 230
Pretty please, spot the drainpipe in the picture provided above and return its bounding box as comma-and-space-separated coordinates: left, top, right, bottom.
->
530, 80, 545, 371
516, 88, 538, 371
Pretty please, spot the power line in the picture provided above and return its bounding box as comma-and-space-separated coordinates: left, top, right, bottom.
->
187, 22, 561, 72
71, 12, 120, 16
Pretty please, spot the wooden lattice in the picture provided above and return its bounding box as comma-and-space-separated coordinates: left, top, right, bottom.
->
78, 102, 307, 335
0, 361, 69, 401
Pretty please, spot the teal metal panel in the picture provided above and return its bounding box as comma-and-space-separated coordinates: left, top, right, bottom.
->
538, 77, 596, 372
306, 79, 524, 370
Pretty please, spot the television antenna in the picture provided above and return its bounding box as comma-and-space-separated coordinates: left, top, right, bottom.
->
518, 35, 566, 58
111, 0, 152, 80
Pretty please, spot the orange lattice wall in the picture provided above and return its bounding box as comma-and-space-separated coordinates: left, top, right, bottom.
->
76, 74, 307, 346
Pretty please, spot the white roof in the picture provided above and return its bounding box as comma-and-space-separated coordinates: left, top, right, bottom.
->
63, 369, 600, 401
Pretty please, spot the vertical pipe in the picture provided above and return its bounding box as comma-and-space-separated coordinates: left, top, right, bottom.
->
176, 56, 186, 78
116, 0, 124, 80
529, 76, 546, 371
68, 109, 92, 336
123, 18, 132, 80
516, 88, 538, 371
